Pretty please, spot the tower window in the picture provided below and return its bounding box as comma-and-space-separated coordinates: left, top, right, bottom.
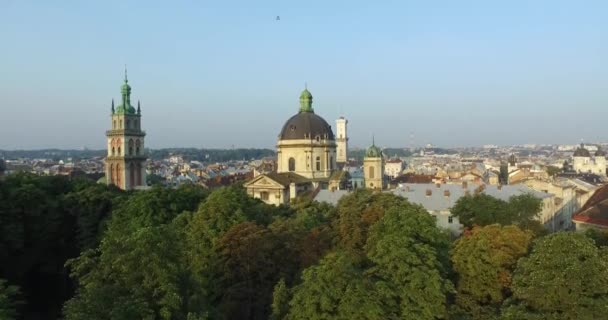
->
288, 157, 296, 171
316, 156, 321, 171
112, 147, 115, 156
330, 157, 334, 170
369, 166, 375, 179
316, 136, 320, 142
128, 139, 134, 156
119, 121, 122, 129
127, 120, 131, 129
136, 139, 141, 155
113, 120, 116, 129
118, 147, 121, 155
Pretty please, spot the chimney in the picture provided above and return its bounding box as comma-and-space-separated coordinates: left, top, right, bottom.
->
426, 189, 432, 197
444, 190, 450, 197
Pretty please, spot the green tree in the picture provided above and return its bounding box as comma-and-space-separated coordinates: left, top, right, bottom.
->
451, 193, 542, 231
271, 279, 289, 320
365, 206, 454, 319
450, 225, 533, 319
0, 279, 20, 320
286, 252, 386, 320
334, 189, 409, 257
502, 232, 608, 319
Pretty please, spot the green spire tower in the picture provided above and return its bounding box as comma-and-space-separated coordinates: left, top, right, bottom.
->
299, 84, 314, 113
105, 69, 147, 191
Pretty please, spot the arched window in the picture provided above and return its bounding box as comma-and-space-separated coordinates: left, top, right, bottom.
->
119, 121, 122, 129
316, 156, 321, 171
369, 166, 375, 179
330, 156, 334, 170
288, 157, 296, 171
128, 139, 134, 156
118, 147, 121, 155
113, 120, 116, 129
136, 139, 141, 155
127, 119, 131, 129
111, 147, 115, 156
109, 164, 115, 185
134, 119, 138, 129
130, 162, 135, 188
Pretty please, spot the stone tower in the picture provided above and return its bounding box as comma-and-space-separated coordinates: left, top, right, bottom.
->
336, 116, 348, 165
105, 69, 147, 190
364, 139, 384, 190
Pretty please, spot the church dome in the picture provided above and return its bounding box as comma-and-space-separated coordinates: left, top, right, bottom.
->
279, 112, 334, 140
278, 87, 334, 141
596, 147, 606, 157
574, 144, 591, 157
366, 144, 383, 158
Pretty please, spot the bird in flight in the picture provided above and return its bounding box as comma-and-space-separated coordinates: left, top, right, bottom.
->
276, 16, 280, 21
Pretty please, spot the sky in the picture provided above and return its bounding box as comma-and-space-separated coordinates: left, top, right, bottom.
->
0, 0, 607, 150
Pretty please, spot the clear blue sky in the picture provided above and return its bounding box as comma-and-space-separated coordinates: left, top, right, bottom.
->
1, 0, 607, 149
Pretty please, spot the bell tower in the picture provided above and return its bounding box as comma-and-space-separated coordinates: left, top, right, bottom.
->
105, 68, 147, 190
336, 116, 348, 165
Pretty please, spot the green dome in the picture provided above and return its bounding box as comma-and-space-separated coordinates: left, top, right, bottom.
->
299, 88, 312, 100
366, 144, 383, 158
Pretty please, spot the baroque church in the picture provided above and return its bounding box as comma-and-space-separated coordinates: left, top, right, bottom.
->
572, 143, 606, 176
244, 87, 350, 205
104, 70, 148, 190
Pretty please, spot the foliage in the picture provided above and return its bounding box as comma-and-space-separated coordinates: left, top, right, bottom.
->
0, 279, 21, 320
545, 166, 561, 177
365, 206, 454, 319
501, 232, 608, 319
450, 225, 533, 319
451, 193, 542, 231
334, 189, 410, 257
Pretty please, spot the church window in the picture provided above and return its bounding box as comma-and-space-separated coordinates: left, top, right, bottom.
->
316, 157, 321, 171
109, 164, 115, 185
260, 192, 269, 201
111, 147, 115, 156
288, 157, 296, 171
119, 121, 122, 129
330, 157, 334, 170
136, 163, 142, 186
127, 120, 131, 129
136, 139, 141, 155
118, 147, 121, 155
369, 166, 375, 179
113, 120, 116, 129
316, 136, 320, 142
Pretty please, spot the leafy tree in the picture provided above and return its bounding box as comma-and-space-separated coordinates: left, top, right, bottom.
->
271, 279, 289, 320
0, 279, 20, 320
451, 193, 542, 231
365, 206, 454, 319
334, 189, 409, 257
450, 225, 533, 319
502, 232, 608, 319
545, 166, 561, 177
584, 228, 608, 247
286, 252, 386, 320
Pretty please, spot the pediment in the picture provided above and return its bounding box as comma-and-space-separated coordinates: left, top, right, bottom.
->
244, 174, 286, 189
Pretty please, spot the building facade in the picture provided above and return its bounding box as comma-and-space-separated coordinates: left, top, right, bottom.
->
385, 159, 404, 178
105, 71, 147, 190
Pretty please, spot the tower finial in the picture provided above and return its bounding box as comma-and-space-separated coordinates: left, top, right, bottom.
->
372, 134, 375, 146
137, 100, 141, 114
111, 99, 115, 113
124, 65, 128, 83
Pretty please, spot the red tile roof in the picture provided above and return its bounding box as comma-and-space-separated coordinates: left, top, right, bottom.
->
573, 184, 608, 227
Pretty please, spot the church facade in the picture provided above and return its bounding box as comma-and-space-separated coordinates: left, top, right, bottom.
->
573, 144, 606, 176
245, 88, 348, 205
104, 71, 147, 190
